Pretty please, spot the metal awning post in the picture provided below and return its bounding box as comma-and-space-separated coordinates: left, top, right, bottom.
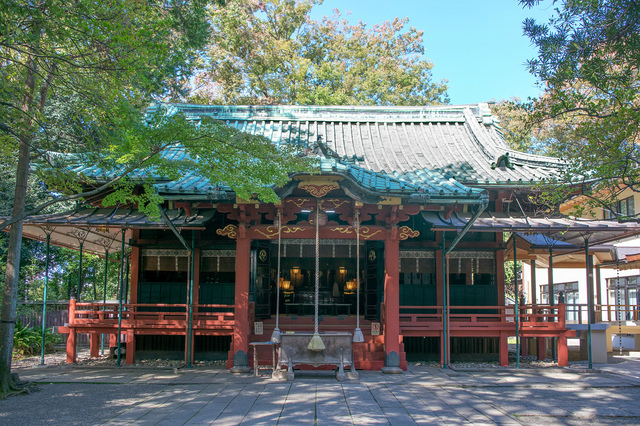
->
77, 241, 84, 300
586, 239, 593, 369
116, 230, 126, 366
40, 232, 51, 365
441, 201, 487, 368
159, 207, 196, 365
513, 233, 520, 369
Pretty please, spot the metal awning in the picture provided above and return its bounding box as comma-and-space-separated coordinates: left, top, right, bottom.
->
505, 233, 617, 268
7, 208, 214, 255
422, 211, 640, 247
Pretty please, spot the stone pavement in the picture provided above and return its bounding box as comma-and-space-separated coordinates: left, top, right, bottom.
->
3, 359, 640, 425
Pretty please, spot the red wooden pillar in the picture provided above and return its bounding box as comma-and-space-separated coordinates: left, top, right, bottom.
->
499, 331, 509, 366
557, 333, 568, 366
129, 246, 140, 304
126, 330, 135, 364
496, 249, 506, 306
382, 226, 403, 373
538, 337, 547, 360
231, 225, 251, 373
66, 298, 77, 363
90, 334, 99, 357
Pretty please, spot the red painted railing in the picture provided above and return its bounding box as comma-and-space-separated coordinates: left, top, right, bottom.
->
69, 302, 235, 331
399, 304, 566, 333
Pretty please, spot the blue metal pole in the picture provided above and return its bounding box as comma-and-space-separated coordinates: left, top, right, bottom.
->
77, 241, 84, 301
40, 233, 50, 365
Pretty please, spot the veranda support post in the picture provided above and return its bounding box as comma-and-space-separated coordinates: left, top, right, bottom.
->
230, 224, 251, 373
40, 232, 50, 365
382, 225, 401, 374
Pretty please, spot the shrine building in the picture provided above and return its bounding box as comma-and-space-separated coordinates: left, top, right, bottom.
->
18, 103, 640, 373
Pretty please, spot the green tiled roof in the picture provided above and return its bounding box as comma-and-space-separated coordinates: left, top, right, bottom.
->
72, 103, 565, 203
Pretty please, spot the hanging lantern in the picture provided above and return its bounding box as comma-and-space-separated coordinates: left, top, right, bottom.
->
345, 280, 357, 294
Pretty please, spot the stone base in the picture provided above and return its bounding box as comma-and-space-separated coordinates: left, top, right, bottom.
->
346, 370, 359, 380
381, 366, 403, 374
230, 366, 251, 374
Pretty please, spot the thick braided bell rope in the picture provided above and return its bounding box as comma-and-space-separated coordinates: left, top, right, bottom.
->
308, 199, 325, 350
353, 210, 364, 342
271, 211, 282, 343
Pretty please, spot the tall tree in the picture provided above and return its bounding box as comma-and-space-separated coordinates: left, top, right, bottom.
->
521, 0, 640, 215
0, 0, 310, 395
190, 0, 449, 105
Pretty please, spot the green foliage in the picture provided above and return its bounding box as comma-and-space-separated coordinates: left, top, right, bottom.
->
491, 98, 564, 156
191, 0, 449, 106
12, 321, 60, 357
521, 0, 640, 215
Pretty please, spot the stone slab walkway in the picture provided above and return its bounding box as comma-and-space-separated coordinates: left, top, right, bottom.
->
3, 359, 640, 425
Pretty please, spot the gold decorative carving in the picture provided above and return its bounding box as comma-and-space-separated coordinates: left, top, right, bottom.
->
398, 226, 420, 240
295, 176, 342, 197
359, 227, 382, 240
330, 227, 353, 234
259, 249, 268, 262
253, 225, 305, 239
329, 226, 381, 240
324, 199, 350, 209
299, 182, 339, 197
286, 198, 308, 208
216, 224, 238, 239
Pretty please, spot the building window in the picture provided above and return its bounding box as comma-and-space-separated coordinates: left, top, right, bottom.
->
607, 275, 639, 320
540, 281, 579, 321
604, 196, 635, 219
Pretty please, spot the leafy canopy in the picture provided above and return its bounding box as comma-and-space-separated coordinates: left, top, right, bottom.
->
521, 0, 640, 216
0, 0, 312, 229
190, 0, 449, 106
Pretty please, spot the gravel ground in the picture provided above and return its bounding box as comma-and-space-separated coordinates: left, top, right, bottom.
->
12, 346, 226, 369
13, 345, 564, 371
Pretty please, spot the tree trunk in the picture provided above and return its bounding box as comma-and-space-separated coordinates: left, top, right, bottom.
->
0, 134, 32, 392
0, 55, 36, 393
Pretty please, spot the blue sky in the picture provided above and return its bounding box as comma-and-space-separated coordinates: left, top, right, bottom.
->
310, 0, 556, 105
